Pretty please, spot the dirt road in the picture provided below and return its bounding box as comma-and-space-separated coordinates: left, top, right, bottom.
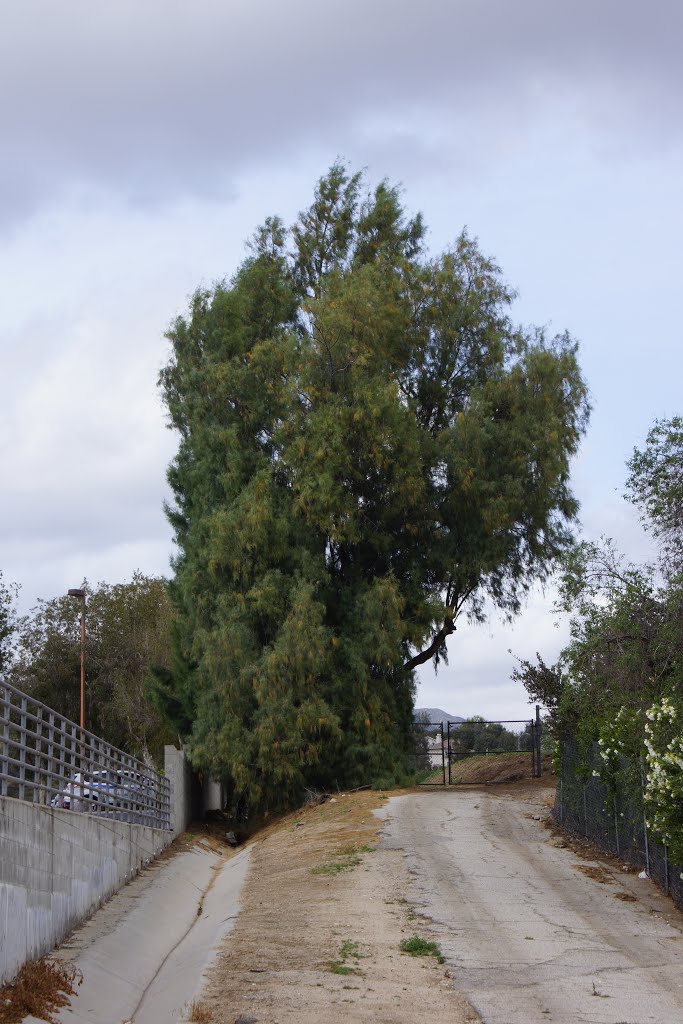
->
381, 785, 683, 1024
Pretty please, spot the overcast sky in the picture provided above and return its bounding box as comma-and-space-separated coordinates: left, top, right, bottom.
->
2, 1, 680, 720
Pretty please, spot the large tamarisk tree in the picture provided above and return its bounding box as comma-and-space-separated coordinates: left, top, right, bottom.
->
156, 164, 589, 813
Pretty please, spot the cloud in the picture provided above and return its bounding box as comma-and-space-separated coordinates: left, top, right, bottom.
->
2, 0, 681, 227
416, 582, 571, 720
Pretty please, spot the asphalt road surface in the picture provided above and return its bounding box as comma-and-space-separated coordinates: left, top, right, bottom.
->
379, 787, 683, 1024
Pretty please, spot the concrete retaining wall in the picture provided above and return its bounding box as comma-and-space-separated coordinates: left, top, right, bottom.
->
0, 797, 173, 984
164, 744, 195, 838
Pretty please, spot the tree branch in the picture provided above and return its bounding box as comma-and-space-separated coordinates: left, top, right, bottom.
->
403, 615, 456, 672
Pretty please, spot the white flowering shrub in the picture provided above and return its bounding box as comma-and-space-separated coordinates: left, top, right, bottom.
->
644, 696, 683, 864
592, 707, 642, 815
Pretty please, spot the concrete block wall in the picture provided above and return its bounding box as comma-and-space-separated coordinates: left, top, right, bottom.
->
164, 744, 195, 837
0, 797, 173, 985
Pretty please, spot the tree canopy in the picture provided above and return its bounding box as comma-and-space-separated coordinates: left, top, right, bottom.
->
11, 573, 175, 764
514, 418, 683, 860
626, 416, 683, 575
158, 163, 589, 813
0, 570, 18, 676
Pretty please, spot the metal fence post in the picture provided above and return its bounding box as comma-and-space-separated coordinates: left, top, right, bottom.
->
583, 784, 588, 837
664, 842, 669, 896
440, 722, 446, 786
0, 686, 8, 797
640, 766, 650, 875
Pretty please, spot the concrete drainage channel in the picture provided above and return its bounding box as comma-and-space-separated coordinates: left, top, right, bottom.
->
25, 840, 252, 1024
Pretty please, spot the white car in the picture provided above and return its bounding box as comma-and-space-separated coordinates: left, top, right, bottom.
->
51, 769, 117, 810
51, 768, 153, 813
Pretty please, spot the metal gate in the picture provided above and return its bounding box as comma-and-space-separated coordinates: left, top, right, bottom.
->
413, 706, 542, 786
413, 720, 447, 785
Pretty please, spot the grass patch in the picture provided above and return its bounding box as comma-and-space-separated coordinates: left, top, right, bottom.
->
312, 854, 361, 876
0, 958, 82, 1024
399, 934, 445, 964
328, 960, 356, 975
326, 939, 365, 976
312, 842, 374, 876
339, 940, 363, 960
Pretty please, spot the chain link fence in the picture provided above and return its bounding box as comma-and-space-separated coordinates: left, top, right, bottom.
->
556, 735, 683, 911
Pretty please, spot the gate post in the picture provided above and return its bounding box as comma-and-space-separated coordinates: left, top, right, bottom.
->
446, 721, 451, 785
535, 705, 542, 778
439, 722, 446, 786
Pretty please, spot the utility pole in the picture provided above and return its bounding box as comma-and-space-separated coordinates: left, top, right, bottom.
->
68, 588, 86, 730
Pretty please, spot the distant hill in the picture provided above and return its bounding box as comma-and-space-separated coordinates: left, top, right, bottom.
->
414, 707, 464, 728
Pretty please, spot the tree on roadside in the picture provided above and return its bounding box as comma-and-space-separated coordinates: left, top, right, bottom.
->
626, 416, 683, 577
0, 570, 19, 676
158, 163, 590, 813
11, 573, 175, 764
513, 417, 683, 859
449, 716, 518, 755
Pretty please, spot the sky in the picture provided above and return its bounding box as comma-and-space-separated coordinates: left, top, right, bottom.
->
2, 0, 680, 721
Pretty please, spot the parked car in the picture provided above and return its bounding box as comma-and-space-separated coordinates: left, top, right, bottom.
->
51, 768, 155, 814
51, 769, 118, 810
113, 769, 153, 808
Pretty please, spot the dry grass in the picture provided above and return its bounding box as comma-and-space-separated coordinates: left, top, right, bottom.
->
187, 999, 214, 1022
0, 958, 82, 1024
421, 753, 552, 787
448, 752, 551, 785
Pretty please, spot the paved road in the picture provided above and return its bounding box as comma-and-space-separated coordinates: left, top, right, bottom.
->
26, 841, 251, 1024
379, 788, 683, 1024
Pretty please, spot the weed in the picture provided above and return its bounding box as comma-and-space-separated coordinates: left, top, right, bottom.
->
328, 961, 356, 976
326, 939, 365, 976
339, 941, 363, 960
399, 935, 445, 964
0, 958, 82, 1024
312, 854, 361, 876
339, 843, 375, 855
187, 1000, 213, 1022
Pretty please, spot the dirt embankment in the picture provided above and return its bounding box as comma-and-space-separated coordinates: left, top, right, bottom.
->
197, 790, 480, 1024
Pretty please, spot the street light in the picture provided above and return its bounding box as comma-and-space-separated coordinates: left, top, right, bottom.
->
68, 588, 86, 731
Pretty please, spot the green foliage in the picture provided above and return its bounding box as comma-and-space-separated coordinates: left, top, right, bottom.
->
399, 935, 445, 963
11, 573, 175, 764
449, 716, 520, 754
160, 162, 589, 815
327, 961, 356, 976
510, 652, 566, 732
515, 417, 683, 855
0, 571, 19, 675
644, 695, 683, 864
626, 416, 683, 573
